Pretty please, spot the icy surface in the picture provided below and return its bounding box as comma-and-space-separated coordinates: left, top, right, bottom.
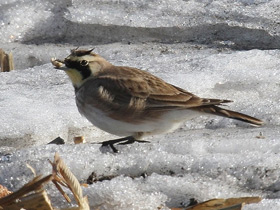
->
1, 0, 280, 209
1, 0, 280, 51
1, 45, 280, 210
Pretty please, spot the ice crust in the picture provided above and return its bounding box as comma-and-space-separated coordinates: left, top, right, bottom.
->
1, 46, 280, 209
1, 0, 280, 54
0, 46, 279, 148
1, 0, 280, 209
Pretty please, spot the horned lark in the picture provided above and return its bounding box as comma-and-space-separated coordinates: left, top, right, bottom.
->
51, 49, 263, 152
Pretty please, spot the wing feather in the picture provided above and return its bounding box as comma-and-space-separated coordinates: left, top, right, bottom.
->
82, 66, 231, 110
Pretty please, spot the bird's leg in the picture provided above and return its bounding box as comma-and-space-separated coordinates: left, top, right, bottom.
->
100, 137, 128, 153
101, 136, 134, 146
100, 136, 150, 153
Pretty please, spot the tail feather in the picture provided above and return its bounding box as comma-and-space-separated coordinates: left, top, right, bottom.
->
193, 105, 264, 126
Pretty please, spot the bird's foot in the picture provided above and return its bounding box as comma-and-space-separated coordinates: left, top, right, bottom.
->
99, 136, 150, 153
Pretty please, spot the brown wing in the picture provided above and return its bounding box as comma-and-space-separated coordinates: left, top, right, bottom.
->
77, 65, 263, 125
89, 66, 231, 110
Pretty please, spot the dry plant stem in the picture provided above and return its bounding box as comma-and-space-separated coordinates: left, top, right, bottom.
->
50, 153, 90, 210
2, 190, 53, 210
0, 175, 53, 206
26, 163, 37, 177
48, 159, 72, 202
52, 180, 71, 203
185, 197, 262, 210
0, 185, 12, 199
0, 49, 14, 72
8, 53, 14, 71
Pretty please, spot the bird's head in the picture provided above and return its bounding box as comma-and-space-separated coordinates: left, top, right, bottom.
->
60, 48, 112, 89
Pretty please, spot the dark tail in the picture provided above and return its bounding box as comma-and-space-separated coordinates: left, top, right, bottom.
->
193, 105, 264, 126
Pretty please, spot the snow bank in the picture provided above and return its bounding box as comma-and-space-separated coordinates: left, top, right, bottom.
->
0, 0, 280, 209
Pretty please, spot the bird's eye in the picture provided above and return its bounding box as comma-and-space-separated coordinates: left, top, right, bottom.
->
80, 60, 89, 66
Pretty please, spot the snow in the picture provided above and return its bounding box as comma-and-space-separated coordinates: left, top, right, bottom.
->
0, 0, 280, 209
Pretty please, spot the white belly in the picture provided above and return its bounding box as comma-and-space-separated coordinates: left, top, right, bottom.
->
76, 98, 200, 138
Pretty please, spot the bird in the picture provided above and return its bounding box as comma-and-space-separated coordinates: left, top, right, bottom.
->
51, 48, 264, 152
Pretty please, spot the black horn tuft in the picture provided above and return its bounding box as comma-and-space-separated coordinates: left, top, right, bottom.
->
70, 48, 95, 56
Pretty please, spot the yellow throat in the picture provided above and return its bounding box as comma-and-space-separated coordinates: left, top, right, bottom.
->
65, 69, 84, 88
